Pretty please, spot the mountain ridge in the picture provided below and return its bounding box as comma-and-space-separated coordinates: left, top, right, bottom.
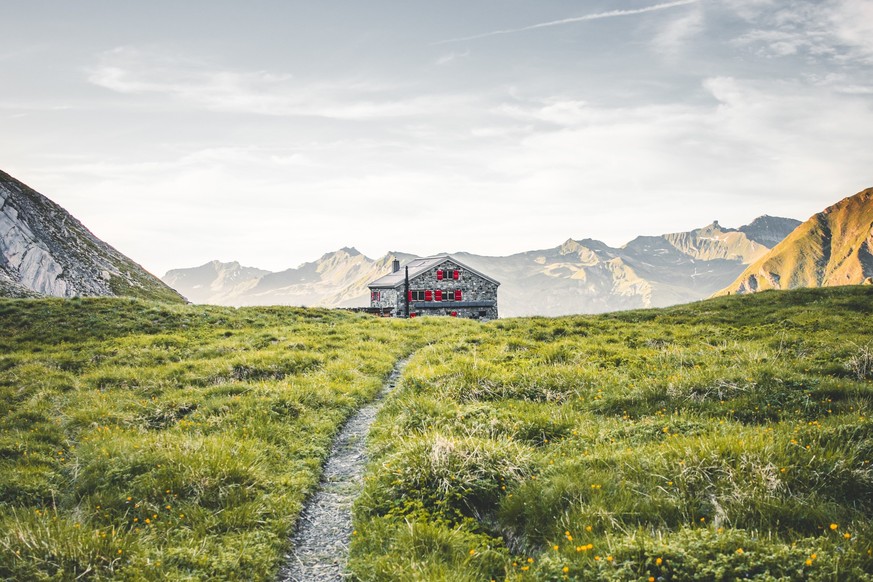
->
164, 217, 800, 316
718, 187, 873, 295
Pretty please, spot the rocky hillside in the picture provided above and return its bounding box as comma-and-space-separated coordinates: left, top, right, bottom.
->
719, 188, 873, 295
164, 217, 799, 316
738, 215, 806, 247
0, 169, 185, 302
0, 271, 39, 298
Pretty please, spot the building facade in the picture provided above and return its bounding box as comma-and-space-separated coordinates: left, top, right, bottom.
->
368, 256, 499, 319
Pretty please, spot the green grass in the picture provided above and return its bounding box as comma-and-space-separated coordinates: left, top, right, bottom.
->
3, 288, 873, 580
350, 287, 873, 581
0, 297, 473, 580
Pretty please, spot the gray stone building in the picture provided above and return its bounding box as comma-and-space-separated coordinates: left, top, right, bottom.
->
368, 255, 499, 319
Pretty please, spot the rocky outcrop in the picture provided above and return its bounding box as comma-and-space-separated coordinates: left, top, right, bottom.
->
662, 221, 771, 264
0, 187, 68, 296
739, 215, 803, 247
719, 188, 873, 295
0, 270, 40, 298
0, 169, 185, 303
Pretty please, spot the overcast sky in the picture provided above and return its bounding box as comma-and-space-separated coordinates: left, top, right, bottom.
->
3, 0, 872, 275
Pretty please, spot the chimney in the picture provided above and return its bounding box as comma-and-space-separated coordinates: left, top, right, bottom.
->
392, 259, 400, 273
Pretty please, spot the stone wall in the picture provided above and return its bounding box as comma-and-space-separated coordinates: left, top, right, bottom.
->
369, 287, 399, 310
370, 259, 499, 320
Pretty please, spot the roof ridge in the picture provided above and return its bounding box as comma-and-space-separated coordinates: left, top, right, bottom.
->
368, 255, 499, 288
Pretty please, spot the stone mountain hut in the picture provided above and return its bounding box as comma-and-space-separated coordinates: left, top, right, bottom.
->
367, 255, 499, 319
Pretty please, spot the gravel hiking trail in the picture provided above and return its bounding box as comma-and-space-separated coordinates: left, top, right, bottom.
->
278, 356, 411, 582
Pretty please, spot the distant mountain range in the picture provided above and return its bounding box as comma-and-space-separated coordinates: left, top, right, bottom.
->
164, 216, 801, 317
719, 187, 873, 295
0, 169, 184, 303
163, 250, 408, 308
7, 162, 867, 314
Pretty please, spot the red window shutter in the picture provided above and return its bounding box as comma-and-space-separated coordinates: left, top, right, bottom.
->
453, 270, 459, 280
435, 290, 442, 301
436, 270, 443, 280
408, 291, 412, 302
455, 289, 462, 301
425, 290, 433, 301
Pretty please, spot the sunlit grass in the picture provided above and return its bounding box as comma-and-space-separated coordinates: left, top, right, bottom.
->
0, 297, 472, 579
3, 288, 872, 580
351, 287, 873, 581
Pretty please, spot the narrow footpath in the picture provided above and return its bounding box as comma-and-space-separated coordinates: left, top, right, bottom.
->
278, 356, 411, 582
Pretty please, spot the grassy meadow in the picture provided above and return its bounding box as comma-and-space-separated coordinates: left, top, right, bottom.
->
0, 297, 472, 580
350, 286, 873, 581
1, 287, 872, 580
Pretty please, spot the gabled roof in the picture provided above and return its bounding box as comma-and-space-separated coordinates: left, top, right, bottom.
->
368, 255, 500, 288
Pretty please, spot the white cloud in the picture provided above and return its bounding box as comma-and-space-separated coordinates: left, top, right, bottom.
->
652, 5, 705, 55
469, 125, 533, 139
733, 29, 809, 57
839, 84, 873, 94
828, 0, 873, 62
722, 0, 778, 19
87, 47, 468, 120
8, 5, 873, 276
435, 50, 470, 66
42, 68, 873, 275
727, 0, 873, 63
476, 77, 873, 226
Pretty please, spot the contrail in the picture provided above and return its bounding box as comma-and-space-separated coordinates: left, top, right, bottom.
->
433, 0, 700, 45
